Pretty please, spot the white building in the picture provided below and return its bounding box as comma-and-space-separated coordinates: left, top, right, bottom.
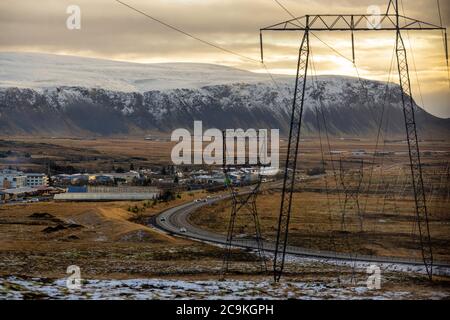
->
0, 169, 27, 189
26, 173, 49, 187
351, 150, 366, 156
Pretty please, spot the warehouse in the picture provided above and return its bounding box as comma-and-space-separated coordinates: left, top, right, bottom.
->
54, 192, 159, 202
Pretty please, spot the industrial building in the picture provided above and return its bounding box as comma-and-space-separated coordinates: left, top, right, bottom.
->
55, 186, 160, 201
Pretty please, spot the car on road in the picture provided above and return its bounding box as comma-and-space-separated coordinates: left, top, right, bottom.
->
160, 217, 166, 222
180, 227, 187, 233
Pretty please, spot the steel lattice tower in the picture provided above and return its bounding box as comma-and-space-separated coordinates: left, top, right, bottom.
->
260, 0, 447, 282
221, 131, 267, 278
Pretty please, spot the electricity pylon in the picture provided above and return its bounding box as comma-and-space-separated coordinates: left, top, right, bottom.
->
339, 159, 364, 232
260, 0, 447, 282
221, 131, 267, 278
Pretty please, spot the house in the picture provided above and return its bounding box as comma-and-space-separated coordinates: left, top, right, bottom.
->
26, 173, 49, 187
0, 169, 27, 189
351, 150, 366, 156
228, 172, 243, 184
110, 171, 141, 184
330, 150, 346, 155
194, 174, 225, 184
1, 187, 39, 200
88, 174, 114, 184
71, 174, 90, 184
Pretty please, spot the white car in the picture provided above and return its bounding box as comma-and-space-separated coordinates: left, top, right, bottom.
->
180, 227, 187, 233
160, 217, 166, 222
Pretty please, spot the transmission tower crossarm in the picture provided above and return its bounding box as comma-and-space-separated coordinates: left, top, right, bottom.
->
261, 14, 445, 32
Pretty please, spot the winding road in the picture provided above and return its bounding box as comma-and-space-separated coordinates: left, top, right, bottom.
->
150, 192, 450, 271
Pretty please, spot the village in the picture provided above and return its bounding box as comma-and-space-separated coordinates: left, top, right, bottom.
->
0, 166, 273, 204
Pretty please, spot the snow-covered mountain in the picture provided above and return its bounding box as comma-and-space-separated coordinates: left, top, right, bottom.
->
0, 52, 277, 92
0, 52, 448, 137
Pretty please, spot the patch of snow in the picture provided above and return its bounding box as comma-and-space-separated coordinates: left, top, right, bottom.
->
2, 276, 447, 300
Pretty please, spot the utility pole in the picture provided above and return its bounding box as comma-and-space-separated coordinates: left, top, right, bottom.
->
260, 0, 447, 282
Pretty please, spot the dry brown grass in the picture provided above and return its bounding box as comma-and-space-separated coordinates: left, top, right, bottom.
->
0, 190, 245, 279
1, 136, 449, 172
190, 177, 450, 263
1, 137, 449, 282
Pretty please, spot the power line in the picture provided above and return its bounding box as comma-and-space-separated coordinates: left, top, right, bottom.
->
437, 0, 443, 27
272, 0, 353, 63
400, 0, 426, 108
114, 0, 284, 93
271, 0, 381, 124
362, 46, 396, 218
261, 62, 281, 89
114, 0, 260, 63
436, 0, 450, 87
310, 48, 355, 282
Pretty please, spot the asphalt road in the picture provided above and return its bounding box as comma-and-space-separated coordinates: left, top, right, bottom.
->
151, 192, 450, 270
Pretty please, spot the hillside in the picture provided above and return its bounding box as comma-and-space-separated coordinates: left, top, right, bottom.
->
0, 52, 448, 137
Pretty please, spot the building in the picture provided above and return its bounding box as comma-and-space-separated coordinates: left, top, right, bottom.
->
26, 173, 49, 187
0, 169, 27, 189
88, 174, 114, 185
1, 187, 39, 200
67, 186, 88, 193
55, 186, 160, 202
111, 171, 141, 184
351, 150, 366, 156
54, 193, 159, 201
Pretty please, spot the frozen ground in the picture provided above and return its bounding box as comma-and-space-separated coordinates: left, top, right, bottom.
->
0, 52, 284, 92
194, 243, 450, 277
1, 276, 448, 300
283, 253, 450, 277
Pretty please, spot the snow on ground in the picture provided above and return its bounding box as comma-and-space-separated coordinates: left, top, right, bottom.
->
1, 276, 447, 300
282, 253, 450, 277
183, 240, 450, 278
0, 52, 281, 92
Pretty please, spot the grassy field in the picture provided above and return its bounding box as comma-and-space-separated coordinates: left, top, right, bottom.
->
0, 137, 449, 297
1, 195, 449, 298
190, 161, 450, 263
1, 136, 449, 173
0, 191, 256, 280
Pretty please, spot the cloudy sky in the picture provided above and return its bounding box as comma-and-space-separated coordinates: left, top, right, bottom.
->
1, 0, 449, 117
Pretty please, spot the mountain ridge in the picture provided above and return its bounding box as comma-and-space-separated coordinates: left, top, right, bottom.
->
0, 52, 448, 138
